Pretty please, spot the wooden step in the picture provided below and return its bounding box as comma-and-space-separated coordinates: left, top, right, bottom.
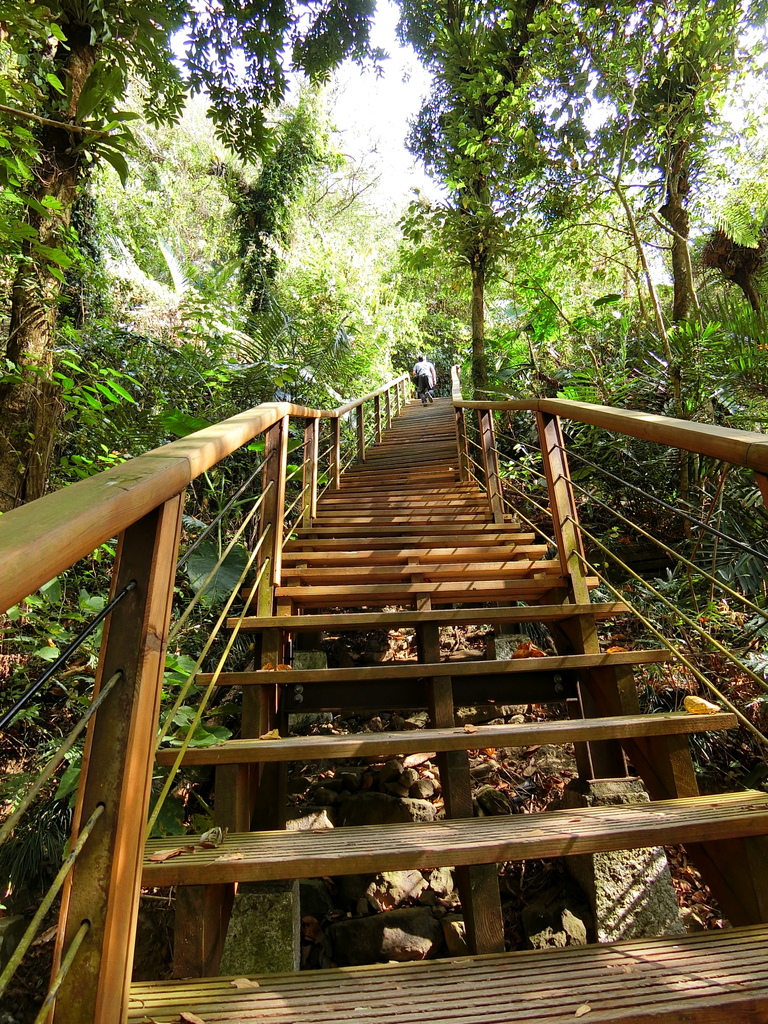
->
310, 514, 493, 525
142, 790, 768, 886
129, 925, 768, 1024
284, 533, 537, 551
227, 601, 628, 632
269, 578, 580, 607
280, 545, 550, 566
279, 559, 560, 584
155, 711, 737, 766
292, 522, 521, 536
199, 649, 674, 688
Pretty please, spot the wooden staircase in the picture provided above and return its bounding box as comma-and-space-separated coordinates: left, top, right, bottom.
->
139, 397, 768, 1023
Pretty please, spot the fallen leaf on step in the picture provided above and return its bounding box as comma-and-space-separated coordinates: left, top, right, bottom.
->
179, 1013, 207, 1024
259, 728, 281, 740
231, 978, 260, 990
215, 851, 244, 863
511, 641, 546, 658
575, 1005, 591, 1018
198, 826, 227, 847
683, 695, 721, 715
464, 723, 479, 733
148, 846, 194, 862
606, 645, 628, 653
276, 664, 292, 671
261, 663, 275, 671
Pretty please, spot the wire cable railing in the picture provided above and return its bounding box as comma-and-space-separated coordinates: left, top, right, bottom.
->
567, 524, 768, 747
0, 802, 104, 1001
0, 579, 136, 731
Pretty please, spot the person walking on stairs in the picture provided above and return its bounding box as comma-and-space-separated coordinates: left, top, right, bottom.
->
413, 354, 437, 404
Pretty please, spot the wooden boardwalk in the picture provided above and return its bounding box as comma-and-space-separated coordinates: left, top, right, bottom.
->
136, 396, 768, 1023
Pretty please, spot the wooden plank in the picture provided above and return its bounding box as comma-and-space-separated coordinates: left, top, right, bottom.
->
201, 650, 672, 687
281, 545, 549, 566
279, 559, 561, 583
269, 579, 579, 607
292, 523, 524, 536
285, 533, 536, 551
128, 924, 768, 1024
142, 791, 768, 886
228, 601, 629, 632
154, 712, 738, 767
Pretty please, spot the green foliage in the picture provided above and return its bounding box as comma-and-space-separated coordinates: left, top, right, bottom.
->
184, 541, 249, 609
229, 90, 337, 310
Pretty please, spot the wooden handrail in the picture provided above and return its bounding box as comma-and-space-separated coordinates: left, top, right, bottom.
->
0, 375, 409, 613
449, 366, 768, 475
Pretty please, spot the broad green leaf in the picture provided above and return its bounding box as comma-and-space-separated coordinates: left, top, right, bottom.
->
185, 540, 249, 607
39, 577, 62, 604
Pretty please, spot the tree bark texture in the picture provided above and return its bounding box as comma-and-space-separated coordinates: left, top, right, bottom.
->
0, 28, 95, 510
659, 140, 696, 323
471, 257, 487, 399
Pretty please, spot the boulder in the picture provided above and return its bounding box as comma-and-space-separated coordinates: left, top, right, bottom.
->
327, 907, 444, 965
338, 792, 438, 827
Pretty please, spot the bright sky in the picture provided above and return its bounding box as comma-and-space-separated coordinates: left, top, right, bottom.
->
328, 0, 436, 206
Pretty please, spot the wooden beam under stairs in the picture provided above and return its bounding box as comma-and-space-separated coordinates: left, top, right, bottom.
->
143, 791, 768, 886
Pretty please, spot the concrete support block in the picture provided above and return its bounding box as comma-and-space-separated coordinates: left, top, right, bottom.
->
219, 880, 300, 975
562, 778, 686, 942
288, 651, 333, 731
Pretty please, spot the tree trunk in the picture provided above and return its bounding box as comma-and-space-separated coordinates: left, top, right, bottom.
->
659, 140, 696, 323
471, 257, 487, 399
0, 29, 95, 511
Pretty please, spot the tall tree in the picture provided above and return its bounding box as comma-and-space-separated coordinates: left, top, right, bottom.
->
0, 0, 379, 510
399, 0, 548, 397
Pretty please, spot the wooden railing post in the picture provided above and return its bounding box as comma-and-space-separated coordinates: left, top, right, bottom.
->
374, 394, 382, 445
454, 406, 470, 482
757, 472, 768, 508
356, 402, 366, 462
535, 409, 627, 780
384, 387, 392, 430
258, 414, 289, 593
329, 417, 341, 490
302, 417, 319, 527
52, 495, 184, 1024
477, 407, 504, 523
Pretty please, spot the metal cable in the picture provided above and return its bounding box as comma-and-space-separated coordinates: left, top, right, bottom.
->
571, 517, 768, 704
155, 526, 272, 749
169, 484, 271, 642
0, 581, 136, 732
507, 435, 768, 566
0, 803, 105, 1000
177, 453, 269, 569
565, 474, 768, 623
33, 919, 89, 1024
146, 558, 269, 838
0, 670, 122, 847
